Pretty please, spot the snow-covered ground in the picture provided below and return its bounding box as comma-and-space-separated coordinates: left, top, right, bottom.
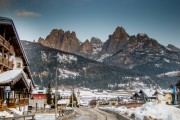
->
59, 69, 79, 79
100, 102, 180, 120
35, 114, 55, 120
0, 111, 13, 117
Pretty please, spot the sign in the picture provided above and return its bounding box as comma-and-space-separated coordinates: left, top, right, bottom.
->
4, 86, 11, 92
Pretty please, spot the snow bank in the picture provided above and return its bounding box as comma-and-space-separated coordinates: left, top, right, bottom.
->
99, 102, 180, 120
0, 111, 13, 117
9, 108, 23, 115
128, 102, 180, 120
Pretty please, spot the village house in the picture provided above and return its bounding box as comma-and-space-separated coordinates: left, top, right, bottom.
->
0, 17, 34, 111
132, 89, 156, 102
162, 90, 173, 104
57, 99, 70, 110
108, 98, 118, 106
32, 89, 46, 99
176, 80, 180, 104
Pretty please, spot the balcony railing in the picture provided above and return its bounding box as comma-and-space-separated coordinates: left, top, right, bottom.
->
0, 55, 14, 69
0, 35, 11, 51
18, 98, 29, 105
0, 98, 29, 110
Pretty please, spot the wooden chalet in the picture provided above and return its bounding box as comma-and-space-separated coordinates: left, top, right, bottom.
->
0, 17, 35, 111
132, 89, 156, 102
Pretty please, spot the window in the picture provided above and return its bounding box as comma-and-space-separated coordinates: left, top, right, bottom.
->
16, 62, 21, 68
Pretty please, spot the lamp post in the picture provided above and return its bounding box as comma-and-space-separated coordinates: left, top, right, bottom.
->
55, 67, 59, 120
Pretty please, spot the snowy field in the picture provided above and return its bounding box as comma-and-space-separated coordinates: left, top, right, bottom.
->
99, 102, 180, 120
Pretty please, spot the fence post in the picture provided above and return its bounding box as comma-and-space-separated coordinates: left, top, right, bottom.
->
36, 103, 37, 112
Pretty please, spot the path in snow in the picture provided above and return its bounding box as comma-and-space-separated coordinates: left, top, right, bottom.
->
69, 107, 118, 120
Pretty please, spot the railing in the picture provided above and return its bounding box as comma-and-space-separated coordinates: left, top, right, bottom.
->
7, 98, 17, 108
0, 99, 7, 111
0, 35, 10, 51
2, 98, 29, 109
0, 36, 3, 45
18, 98, 29, 105
0, 114, 35, 120
0, 55, 14, 69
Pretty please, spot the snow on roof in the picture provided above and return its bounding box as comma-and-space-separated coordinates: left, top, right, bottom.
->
32, 89, 46, 94
57, 99, 69, 105
162, 89, 173, 94
140, 89, 156, 97
0, 69, 23, 84
0, 69, 31, 90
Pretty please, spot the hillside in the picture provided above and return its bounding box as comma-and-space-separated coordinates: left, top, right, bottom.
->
22, 41, 157, 89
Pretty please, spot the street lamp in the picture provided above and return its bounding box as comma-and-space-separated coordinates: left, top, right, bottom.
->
55, 67, 59, 120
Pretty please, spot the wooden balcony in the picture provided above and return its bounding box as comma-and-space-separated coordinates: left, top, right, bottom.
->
7, 98, 17, 108
0, 35, 11, 53
0, 98, 29, 111
0, 99, 7, 111
0, 55, 14, 69
18, 98, 29, 105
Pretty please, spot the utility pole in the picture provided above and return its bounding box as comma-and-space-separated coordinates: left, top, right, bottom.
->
55, 68, 59, 120
72, 88, 73, 107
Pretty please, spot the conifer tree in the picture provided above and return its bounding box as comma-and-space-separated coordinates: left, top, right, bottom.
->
46, 83, 52, 105
69, 90, 77, 107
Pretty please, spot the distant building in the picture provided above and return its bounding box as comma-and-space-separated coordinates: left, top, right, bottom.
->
108, 98, 118, 106
57, 99, 70, 110
32, 90, 46, 99
162, 90, 173, 104
133, 89, 156, 102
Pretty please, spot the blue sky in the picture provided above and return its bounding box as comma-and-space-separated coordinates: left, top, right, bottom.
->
0, 0, 180, 47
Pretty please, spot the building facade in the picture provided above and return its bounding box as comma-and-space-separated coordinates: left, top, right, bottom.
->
0, 17, 34, 111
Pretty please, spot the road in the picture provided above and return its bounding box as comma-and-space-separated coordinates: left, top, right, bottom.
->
69, 107, 118, 120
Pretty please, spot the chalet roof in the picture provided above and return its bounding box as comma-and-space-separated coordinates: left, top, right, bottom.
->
0, 69, 32, 91
140, 89, 156, 98
0, 17, 28, 65
0, 16, 35, 87
153, 89, 164, 95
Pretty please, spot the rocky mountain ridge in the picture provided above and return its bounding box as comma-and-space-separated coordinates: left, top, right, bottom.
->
35, 26, 180, 88
38, 27, 180, 66
38, 29, 103, 59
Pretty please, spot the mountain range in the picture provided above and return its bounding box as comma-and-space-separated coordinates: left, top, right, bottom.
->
22, 27, 180, 89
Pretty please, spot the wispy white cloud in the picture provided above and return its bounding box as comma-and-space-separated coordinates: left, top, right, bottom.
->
16, 10, 40, 17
